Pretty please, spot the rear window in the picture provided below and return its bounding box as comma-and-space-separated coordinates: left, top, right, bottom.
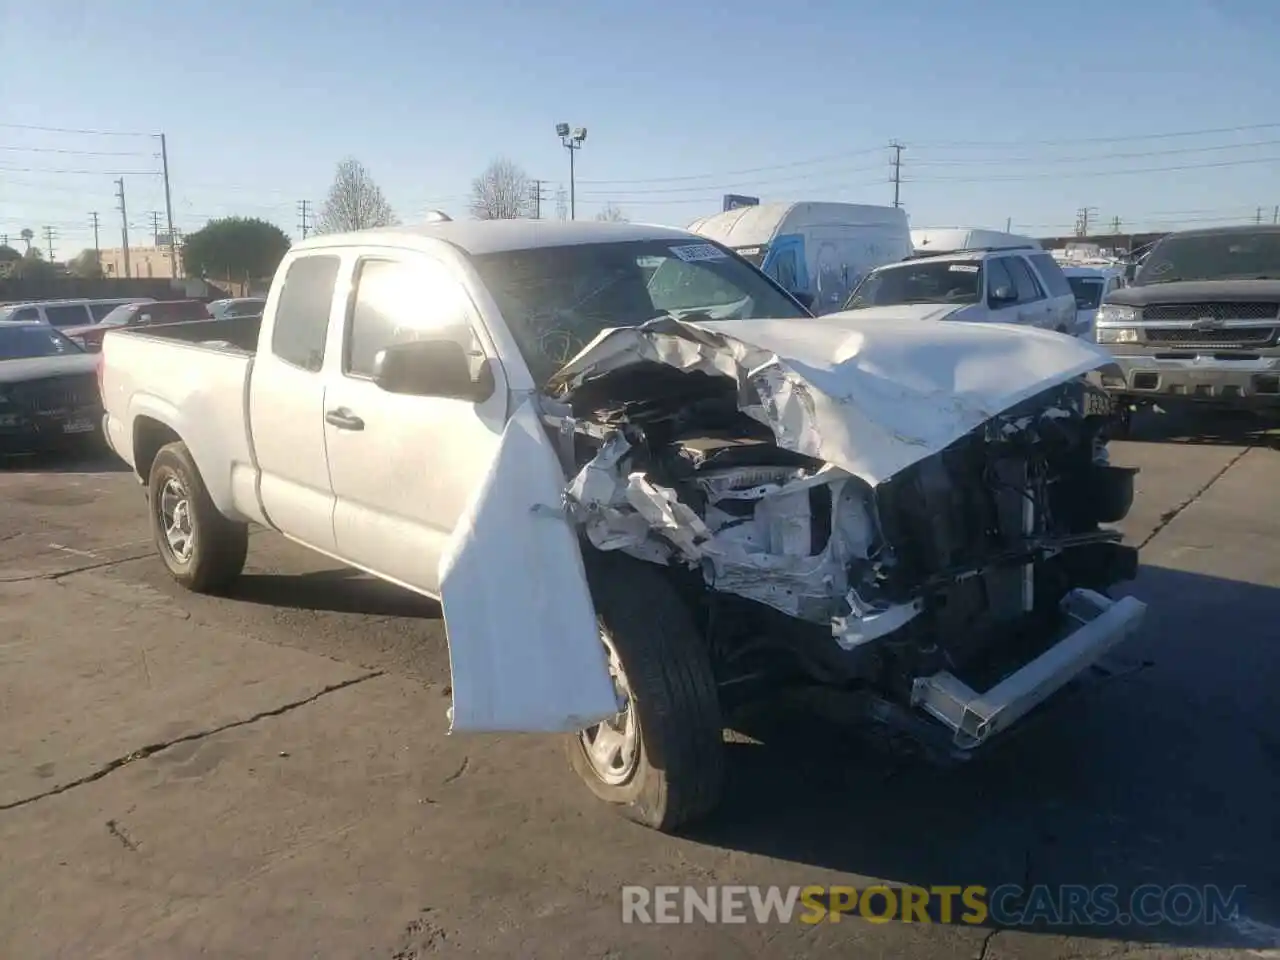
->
145, 300, 211, 322
271, 256, 340, 371
90, 302, 129, 321
1028, 254, 1074, 298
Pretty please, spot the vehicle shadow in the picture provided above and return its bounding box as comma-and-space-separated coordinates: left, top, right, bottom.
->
225, 567, 444, 620
1125, 406, 1279, 449
691, 564, 1279, 950
0, 445, 132, 473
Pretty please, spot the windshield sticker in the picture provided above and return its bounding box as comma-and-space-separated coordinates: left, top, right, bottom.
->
948, 264, 980, 273
736, 246, 762, 257
670, 243, 728, 263
1146, 261, 1174, 276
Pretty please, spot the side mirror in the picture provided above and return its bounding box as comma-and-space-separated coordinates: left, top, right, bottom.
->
791, 290, 815, 310
989, 285, 1016, 305
371, 339, 495, 402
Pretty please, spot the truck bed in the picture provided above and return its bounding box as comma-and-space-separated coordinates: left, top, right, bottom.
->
100, 316, 262, 523
117, 315, 262, 353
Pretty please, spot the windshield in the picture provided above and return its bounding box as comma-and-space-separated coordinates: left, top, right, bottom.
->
845, 259, 982, 308
225, 299, 265, 317
0, 324, 83, 360
1067, 277, 1106, 310
1135, 230, 1280, 284
469, 238, 806, 384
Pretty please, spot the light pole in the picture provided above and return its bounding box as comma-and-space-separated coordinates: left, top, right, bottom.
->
556, 123, 587, 220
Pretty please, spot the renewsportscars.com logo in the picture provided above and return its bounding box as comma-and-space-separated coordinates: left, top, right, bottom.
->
621, 884, 1247, 928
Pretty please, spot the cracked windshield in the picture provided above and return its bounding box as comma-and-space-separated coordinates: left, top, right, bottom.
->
2, 0, 1276, 957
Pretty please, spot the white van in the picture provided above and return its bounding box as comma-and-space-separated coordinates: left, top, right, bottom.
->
911, 228, 1043, 253
0, 297, 155, 329
687, 202, 913, 314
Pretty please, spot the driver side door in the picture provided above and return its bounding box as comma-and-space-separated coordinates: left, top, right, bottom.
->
323, 249, 511, 596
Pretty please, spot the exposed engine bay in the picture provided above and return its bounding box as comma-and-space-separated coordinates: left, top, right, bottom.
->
541, 317, 1144, 730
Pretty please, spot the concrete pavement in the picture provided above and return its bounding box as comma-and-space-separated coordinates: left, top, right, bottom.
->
0, 413, 1277, 958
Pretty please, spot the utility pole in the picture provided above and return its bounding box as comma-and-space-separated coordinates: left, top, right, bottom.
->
1110, 215, 1122, 234
89, 212, 101, 269
1075, 206, 1098, 237
42, 226, 57, 262
115, 178, 131, 279
159, 133, 178, 277
296, 199, 311, 239
1273, 205, 1278, 225
150, 211, 162, 244
530, 179, 550, 219
1005, 217, 1012, 232
889, 141, 905, 208
1256, 206, 1265, 224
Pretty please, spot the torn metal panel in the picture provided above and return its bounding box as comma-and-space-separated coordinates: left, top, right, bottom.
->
552, 314, 1114, 487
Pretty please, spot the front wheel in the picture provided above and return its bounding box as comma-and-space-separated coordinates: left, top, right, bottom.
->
148, 441, 248, 594
567, 552, 725, 833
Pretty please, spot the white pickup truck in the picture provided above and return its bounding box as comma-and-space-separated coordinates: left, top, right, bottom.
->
100, 219, 1147, 832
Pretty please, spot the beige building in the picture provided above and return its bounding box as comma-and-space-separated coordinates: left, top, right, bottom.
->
97, 245, 180, 279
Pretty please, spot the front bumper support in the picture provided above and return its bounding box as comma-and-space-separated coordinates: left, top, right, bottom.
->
910, 588, 1147, 749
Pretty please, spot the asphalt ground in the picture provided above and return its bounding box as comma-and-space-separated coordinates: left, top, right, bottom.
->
0, 408, 1277, 959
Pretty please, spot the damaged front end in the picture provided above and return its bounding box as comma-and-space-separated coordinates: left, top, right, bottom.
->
544, 317, 1147, 752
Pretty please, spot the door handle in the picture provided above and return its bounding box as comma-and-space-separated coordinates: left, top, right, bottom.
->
325, 408, 364, 431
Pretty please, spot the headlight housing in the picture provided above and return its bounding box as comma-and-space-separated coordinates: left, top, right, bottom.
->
1096, 304, 1139, 324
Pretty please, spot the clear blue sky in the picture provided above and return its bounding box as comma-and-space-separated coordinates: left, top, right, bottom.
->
1, 0, 1278, 257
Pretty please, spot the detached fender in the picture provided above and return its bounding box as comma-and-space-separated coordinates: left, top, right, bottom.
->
439, 398, 619, 733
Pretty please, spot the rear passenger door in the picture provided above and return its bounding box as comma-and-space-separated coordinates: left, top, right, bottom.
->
247, 253, 343, 552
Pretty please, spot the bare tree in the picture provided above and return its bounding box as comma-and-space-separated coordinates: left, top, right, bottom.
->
554, 184, 569, 221
469, 157, 530, 220
595, 203, 628, 222
314, 157, 399, 234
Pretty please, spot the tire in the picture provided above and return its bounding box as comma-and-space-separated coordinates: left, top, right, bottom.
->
148, 441, 248, 594
567, 552, 725, 833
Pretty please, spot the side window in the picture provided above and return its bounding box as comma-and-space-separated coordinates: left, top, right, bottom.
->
45, 305, 91, 327
771, 249, 799, 291
11, 307, 40, 322
345, 258, 480, 379
1006, 256, 1045, 303
985, 258, 1017, 304
270, 255, 340, 372
90, 303, 120, 321
1028, 253, 1074, 298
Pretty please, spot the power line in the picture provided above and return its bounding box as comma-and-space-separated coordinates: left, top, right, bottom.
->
575, 145, 890, 186
907, 154, 1280, 183
0, 164, 159, 176
0, 144, 152, 157
578, 164, 886, 198
911, 121, 1280, 149
908, 138, 1280, 166
0, 121, 152, 137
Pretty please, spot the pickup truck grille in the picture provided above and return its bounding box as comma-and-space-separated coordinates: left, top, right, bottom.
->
6, 374, 99, 412
1144, 326, 1276, 348
1143, 302, 1279, 322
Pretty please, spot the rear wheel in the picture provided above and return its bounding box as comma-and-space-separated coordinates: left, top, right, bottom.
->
148, 441, 248, 594
567, 552, 725, 832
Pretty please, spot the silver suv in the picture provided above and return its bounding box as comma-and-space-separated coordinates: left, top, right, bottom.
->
842, 245, 1079, 332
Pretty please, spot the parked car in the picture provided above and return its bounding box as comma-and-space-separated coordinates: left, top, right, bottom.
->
0, 321, 102, 452
839, 244, 1079, 332
64, 299, 212, 351
0, 297, 154, 328
1093, 224, 1280, 416
99, 220, 1144, 832
209, 297, 267, 320
686, 202, 913, 314
1062, 264, 1126, 339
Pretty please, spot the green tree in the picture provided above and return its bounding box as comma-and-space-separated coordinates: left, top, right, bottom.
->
0, 244, 20, 278
11, 248, 55, 280
180, 217, 291, 281
68, 248, 103, 278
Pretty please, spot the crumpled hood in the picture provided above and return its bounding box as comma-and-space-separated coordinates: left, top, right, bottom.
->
551, 315, 1113, 486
